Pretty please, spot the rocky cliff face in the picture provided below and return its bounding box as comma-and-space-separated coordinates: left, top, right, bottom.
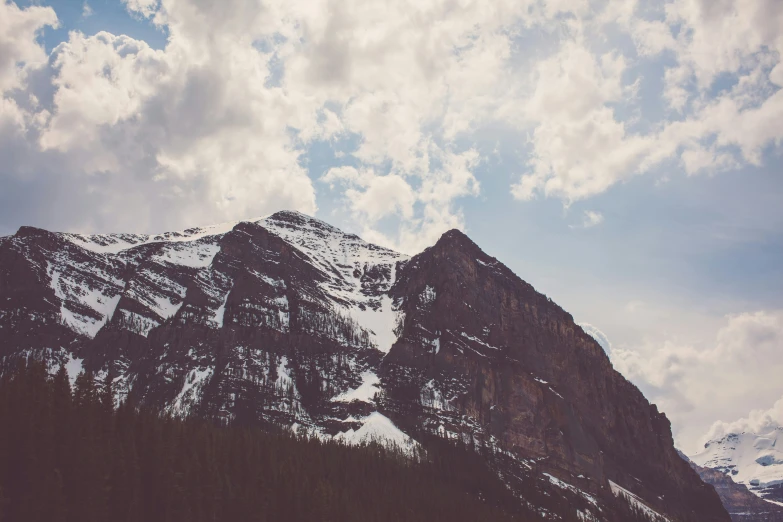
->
0, 211, 729, 522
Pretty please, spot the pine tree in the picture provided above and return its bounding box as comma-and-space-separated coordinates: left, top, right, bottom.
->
101, 367, 115, 416
73, 370, 97, 409
41, 468, 67, 522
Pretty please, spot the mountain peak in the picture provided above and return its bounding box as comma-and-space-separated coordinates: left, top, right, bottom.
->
264, 210, 338, 232
432, 228, 482, 255
13, 225, 52, 239
266, 209, 314, 222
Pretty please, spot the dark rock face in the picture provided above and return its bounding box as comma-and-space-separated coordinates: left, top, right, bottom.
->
382, 229, 728, 521
681, 452, 783, 522
0, 211, 730, 521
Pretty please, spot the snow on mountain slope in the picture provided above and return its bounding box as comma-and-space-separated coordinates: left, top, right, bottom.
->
333, 370, 380, 403
259, 212, 407, 352
334, 412, 417, 451
609, 480, 670, 522
47, 262, 123, 338
60, 220, 241, 254
692, 427, 783, 504
12, 211, 406, 345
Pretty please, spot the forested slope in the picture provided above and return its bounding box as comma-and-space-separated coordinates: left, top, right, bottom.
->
0, 362, 526, 522
0, 362, 664, 522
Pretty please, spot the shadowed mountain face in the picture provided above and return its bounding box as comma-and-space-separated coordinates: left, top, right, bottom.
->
0, 211, 730, 522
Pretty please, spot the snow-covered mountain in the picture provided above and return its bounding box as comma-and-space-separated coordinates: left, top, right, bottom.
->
692, 428, 783, 507
680, 449, 783, 522
0, 211, 730, 522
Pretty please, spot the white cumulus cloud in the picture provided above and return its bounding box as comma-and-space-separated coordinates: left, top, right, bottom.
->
0, 0, 782, 245
610, 310, 783, 453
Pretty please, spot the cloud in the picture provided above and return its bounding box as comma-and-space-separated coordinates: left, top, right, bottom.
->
122, 0, 159, 20
579, 322, 612, 353
0, 1, 318, 233
663, 0, 783, 97
322, 167, 416, 222
512, 43, 647, 202
609, 310, 783, 452
82, 2, 93, 18
1, 0, 783, 245
704, 396, 783, 443
511, 0, 783, 204
0, 1, 57, 92
321, 147, 480, 253
570, 210, 604, 229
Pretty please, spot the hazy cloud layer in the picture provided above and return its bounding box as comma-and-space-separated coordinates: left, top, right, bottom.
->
705, 396, 783, 443
607, 310, 783, 453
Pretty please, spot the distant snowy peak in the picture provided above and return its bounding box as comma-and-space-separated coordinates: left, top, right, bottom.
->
692, 427, 783, 503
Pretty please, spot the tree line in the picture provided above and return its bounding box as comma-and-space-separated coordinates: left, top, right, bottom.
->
0, 360, 670, 522
0, 361, 524, 522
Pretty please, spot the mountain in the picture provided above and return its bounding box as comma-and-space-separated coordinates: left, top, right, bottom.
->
680, 450, 783, 521
0, 210, 730, 521
691, 429, 783, 511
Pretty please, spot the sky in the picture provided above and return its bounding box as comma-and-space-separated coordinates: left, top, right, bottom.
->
0, 0, 781, 454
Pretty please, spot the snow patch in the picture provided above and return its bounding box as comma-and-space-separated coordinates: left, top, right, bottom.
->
170, 367, 214, 415
155, 241, 221, 268
609, 480, 670, 521
148, 293, 184, 320
62, 219, 241, 254
211, 284, 233, 328
348, 295, 401, 353
65, 355, 83, 385
543, 473, 597, 506
460, 331, 500, 351
333, 371, 380, 403
420, 285, 436, 305
47, 265, 121, 338
276, 356, 298, 396
335, 412, 417, 452
421, 379, 452, 411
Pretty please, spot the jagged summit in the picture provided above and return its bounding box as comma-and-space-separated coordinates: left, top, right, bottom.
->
434, 227, 474, 245
429, 227, 491, 259
5, 210, 400, 261
0, 214, 730, 521
266, 209, 342, 231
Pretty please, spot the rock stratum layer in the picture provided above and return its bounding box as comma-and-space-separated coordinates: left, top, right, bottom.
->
0, 211, 729, 521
